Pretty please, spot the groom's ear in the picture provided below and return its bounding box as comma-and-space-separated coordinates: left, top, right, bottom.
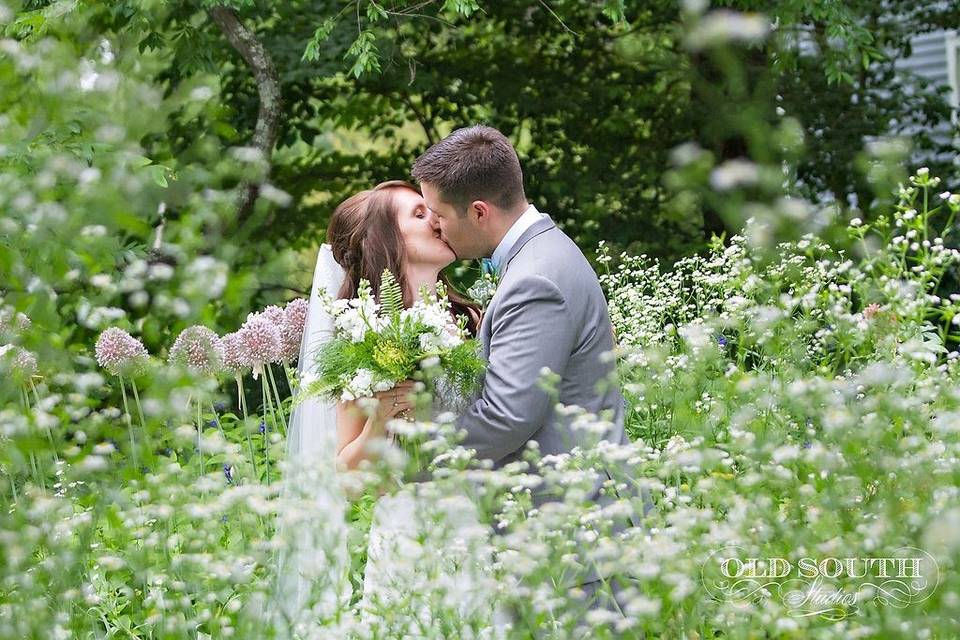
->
470, 200, 490, 223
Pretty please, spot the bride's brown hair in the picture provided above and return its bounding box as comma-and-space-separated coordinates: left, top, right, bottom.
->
327, 180, 481, 335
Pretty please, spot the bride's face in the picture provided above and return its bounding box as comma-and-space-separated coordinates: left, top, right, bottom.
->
395, 187, 456, 269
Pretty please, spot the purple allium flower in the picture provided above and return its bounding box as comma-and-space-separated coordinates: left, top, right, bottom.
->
717, 335, 728, 347
95, 327, 149, 377
168, 325, 225, 376
238, 312, 281, 375
221, 331, 247, 375
258, 420, 266, 434
279, 298, 308, 362
257, 304, 286, 328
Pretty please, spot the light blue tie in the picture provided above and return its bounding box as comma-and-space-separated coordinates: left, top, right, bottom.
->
480, 257, 496, 277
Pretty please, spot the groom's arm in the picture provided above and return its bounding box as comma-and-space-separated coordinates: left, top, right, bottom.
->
457, 274, 577, 463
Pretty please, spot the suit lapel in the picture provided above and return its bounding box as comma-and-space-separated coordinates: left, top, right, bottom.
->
478, 215, 556, 355
499, 215, 556, 279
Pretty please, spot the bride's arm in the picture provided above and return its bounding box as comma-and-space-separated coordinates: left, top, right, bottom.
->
334, 403, 381, 471
335, 382, 416, 471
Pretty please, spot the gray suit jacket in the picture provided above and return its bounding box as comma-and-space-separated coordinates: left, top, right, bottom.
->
457, 214, 628, 484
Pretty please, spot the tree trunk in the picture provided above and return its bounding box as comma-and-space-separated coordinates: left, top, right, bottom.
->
208, 5, 282, 226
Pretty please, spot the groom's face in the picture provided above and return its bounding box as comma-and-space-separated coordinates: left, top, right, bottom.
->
420, 182, 486, 260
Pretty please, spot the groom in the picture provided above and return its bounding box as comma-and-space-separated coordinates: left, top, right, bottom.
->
412, 125, 637, 613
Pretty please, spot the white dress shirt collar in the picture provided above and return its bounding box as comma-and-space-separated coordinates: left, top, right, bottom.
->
490, 204, 545, 271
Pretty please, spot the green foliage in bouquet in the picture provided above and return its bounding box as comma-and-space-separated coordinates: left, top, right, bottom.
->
301, 269, 485, 403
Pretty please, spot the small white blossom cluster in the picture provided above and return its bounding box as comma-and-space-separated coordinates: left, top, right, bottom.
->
0, 343, 37, 382
330, 296, 382, 343
340, 367, 394, 402
402, 299, 464, 352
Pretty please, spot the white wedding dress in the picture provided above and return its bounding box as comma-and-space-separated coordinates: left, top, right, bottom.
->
279, 245, 504, 640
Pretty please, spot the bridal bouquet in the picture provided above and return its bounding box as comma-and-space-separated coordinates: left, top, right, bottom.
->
301, 270, 484, 404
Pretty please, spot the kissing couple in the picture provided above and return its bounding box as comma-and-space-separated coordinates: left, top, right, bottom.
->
279, 124, 639, 635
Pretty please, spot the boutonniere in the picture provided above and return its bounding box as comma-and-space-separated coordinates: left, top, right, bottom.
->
468, 258, 500, 310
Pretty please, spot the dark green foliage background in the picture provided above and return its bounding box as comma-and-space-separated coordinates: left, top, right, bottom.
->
5, 0, 960, 298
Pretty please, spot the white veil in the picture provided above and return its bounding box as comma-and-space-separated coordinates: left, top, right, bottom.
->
274, 244, 352, 637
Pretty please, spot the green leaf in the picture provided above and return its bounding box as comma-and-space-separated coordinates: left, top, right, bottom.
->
366, 2, 388, 23
302, 18, 336, 63
379, 268, 404, 323
146, 164, 169, 187
441, 0, 479, 18
345, 30, 381, 79
601, 0, 626, 23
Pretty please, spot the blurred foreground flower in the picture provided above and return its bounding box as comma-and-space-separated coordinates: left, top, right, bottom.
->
1, 345, 37, 383
0, 308, 31, 334
685, 9, 771, 51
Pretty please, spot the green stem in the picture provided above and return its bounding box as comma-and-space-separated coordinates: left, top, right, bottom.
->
129, 379, 153, 456
20, 388, 45, 492
282, 363, 295, 394
29, 451, 45, 493
237, 375, 258, 479
209, 402, 227, 439
118, 375, 139, 470
266, 364, 288, 437
196, 399, 204, 479
261, 375, 271, 485
28, 380, 59, 464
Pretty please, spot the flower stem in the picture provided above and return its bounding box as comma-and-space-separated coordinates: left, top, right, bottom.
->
282, 363, 295, 394
118, 375, 139, 471
20, 387, 45, 492
261, 376, 271, 485
28, 451, 44, 493
236, 375, 258, 479
266, 364, 288, 437
209, 402, 227, 439
27, 380, 59, 463
196, 399, 204, 479
129, 379, 153, 456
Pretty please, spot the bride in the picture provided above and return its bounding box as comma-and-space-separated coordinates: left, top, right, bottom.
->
326, 180, 481, 470
278, 181, 501, 639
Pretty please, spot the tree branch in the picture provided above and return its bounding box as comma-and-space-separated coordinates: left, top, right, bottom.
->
256, 282, 311, 297
208, 5, 283, 226
400, 93, 437, 145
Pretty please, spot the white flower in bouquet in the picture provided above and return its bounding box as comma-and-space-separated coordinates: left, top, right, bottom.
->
419, 326, 463, 352
332, 294, 381, 343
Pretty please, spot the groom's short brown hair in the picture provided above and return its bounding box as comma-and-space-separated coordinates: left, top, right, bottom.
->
412, 125, 526, 216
